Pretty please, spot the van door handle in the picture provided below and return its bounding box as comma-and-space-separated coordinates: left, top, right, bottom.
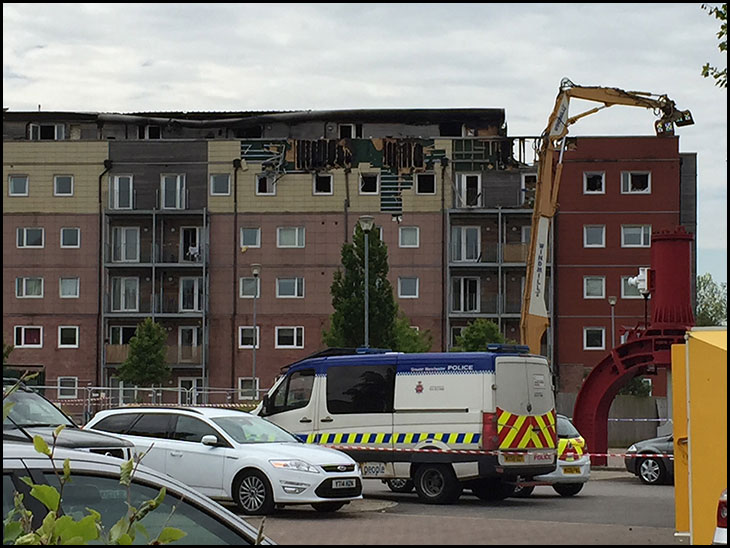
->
321, 417, 334, 423
299, 417, 312, 423
170, 451, 183, 457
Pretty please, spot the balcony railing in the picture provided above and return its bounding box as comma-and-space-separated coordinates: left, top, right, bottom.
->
105, 344, 203, 366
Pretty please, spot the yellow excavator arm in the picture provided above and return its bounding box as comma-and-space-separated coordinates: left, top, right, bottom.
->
520, 78, 693, 355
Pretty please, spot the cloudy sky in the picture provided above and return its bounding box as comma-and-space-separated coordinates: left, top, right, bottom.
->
3, 3, 727, 283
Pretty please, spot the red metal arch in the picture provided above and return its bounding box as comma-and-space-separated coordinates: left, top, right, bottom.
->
572, 327, 686, 465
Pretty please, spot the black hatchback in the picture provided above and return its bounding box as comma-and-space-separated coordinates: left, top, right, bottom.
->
623, 434, 674, 485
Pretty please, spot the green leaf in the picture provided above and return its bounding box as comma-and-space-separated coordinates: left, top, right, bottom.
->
63, 458, 72, 482
33, 435, 52, 456
109, 516, 130, 543
2, 521, 23, 544
30, 484, 61, 512
54, 424, 66, 438
120, 458, 134, 487
155, 527, 187, 544
3, 400, 15, 422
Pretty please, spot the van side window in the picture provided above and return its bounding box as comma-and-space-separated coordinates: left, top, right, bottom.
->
326, 364, 395, 414
272, 369, 315, 412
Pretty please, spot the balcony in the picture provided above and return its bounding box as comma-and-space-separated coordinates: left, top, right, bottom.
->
105, 344, 203, 367
105, 243, 207, 266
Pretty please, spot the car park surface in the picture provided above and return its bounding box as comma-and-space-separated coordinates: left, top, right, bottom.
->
2, 441, 275, 545
623, 434, 674, 485
84, 406, 363, 515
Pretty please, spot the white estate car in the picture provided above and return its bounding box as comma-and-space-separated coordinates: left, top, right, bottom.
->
84, 407, 362, 515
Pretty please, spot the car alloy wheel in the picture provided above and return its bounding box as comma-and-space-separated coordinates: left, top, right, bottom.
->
234, 470, 275, 515
387, 478, 415, 493
638, 457, 666, 485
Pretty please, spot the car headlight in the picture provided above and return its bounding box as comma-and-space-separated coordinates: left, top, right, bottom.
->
269, 459, 320, 474
627, 444, 637, 453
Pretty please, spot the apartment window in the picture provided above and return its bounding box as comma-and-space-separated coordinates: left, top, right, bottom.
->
112, 227, 140, 262
109, 326, 137, 345
339, 124, 362, 139
256, 173, 276, 195
451, 326, 463, 348
451, 226, 480, 262
621, 171, 651, 194
58, 326, 79, 349
16, 277, 44, 298
238, 326, 260, 349
399, 226, 420, 248
17, 227, 44, 248
210, 174, 230, 196
14, 326, 43, 348
239, 277, 260, 298
57, 377, 78, 399
29, 123, 65, 140
457, 174, 481, 207
179, 277, 203, 312
276, 326, 304, 349
521, 173, 537, 206
313, 173, 333, 195
110, 175, 133, 209
111, 277, 139, 312
140, 125, 161, 139
416, 173, 436, 194
238, 377, 260, 400
161, 174, 186, 209
583, 225, 606, 248
452, 277, 479, 312
398, 277, 419, 299
8, 175, 29, 196
583, 276, 606, 299
277, 277, 304, 298
359, 173, 379, 194
277, 226, 305, 248
60, 277, 80, 298
583, 172, 605, 194
60, 227, 80, 248
54, 175, 74, 196
622, 275, 644, 299
240, 227, 261, 249
621, 225, 651, 247
583, 327, 605, 350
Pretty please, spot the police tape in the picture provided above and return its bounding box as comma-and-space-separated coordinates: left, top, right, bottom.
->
49, 400, 258, 409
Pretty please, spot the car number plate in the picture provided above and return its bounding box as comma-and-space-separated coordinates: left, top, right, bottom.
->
563, 466, 581, 474
361, 462, 387, 477
333, 479, 356, 489
503, 454, 525, 463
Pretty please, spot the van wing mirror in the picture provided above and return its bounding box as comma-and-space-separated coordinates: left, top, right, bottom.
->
261, 394, 272, 416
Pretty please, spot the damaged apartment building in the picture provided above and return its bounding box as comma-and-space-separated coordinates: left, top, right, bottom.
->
3, 108, 695, 403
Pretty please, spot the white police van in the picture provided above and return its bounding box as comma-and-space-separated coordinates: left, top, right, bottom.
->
256, 345, 557, 504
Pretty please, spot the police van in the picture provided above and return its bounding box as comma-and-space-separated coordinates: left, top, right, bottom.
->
255, 345, 557, 504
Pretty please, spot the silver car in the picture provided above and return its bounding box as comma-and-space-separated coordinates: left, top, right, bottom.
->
623, 434, 674, 485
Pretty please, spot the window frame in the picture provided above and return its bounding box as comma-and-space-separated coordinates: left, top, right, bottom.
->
583, 171, 605, 194
111, 276, 140, 312
276, 226, 305, 248
53, 175, 74, 197
239, 277, 260, 299
457, 173, 482, 207
583, 276, 606, 299
17, 227, 44, 248
240, 227, 261, 249
110, 175, 134, 210
276, 277, 305, 299
398, 226, 420, 248
209, 173, 231, 196
60, 277, 80, 299
111, 226, 140, 263
583, 326, 606, 350
398, 276, 420, 299
57, 376, 78, 399
621, 224, 652, 248
415, 172, 436, 195
16, 276, 44, 298
452, 276, 480, 312
359, 173, 380, 195
622, 274, 645, 299
238, 326, 260, 349
14, 326, 43, 348
451, 225, 481, 262
160, 174, 186, 210
275, 326, 304, 349
237, 377, 261, 401
58, 326, 79, 349
9, 175, 29, 196
255, 173, 276, 196
29, 123, 65, 140
583, 225, 606, 248
313, 173, 334, 195
621, 171, 652, 194
60, 227, 81, 249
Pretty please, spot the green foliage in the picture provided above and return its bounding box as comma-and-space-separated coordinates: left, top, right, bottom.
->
118, 318, 170, 387
702, 3, 727, 88
452, 319, 510, 351
618, 376, 652, 397
392, 313, 433, 353
3, 342, 13, 365
695, 272, 727, 326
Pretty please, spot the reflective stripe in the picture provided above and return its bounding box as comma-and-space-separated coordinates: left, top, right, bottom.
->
497, 408, 557, 449
299, 431, 481, 446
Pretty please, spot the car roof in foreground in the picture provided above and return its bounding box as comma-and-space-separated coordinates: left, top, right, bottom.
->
91, 406, 254, 419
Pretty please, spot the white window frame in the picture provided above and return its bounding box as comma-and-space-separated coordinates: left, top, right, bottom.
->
313, 173, 334, 195
14, 326, 43, 348
338, 123, 356, 139
398, 277, 420, 299
111, 277, 139, 312
275, 326, 304, 349
583, 276, 606, 299
255, 173, 276, 196
60, 277, 80, 299
240, 227, 261, 249
17, 227, 44, 248
457, 173, 482, 207
583, 225, 606, 248
399, 226, 420, 248
583, 171, 605, 194
451, 226, 481, 262
520, 173, 538, 206
359, 173, 380, 195
161, 174, 186, 210
143, 125, 161, 140
110, 175, 134, 210
238, 326, 260, 349
109, 325, 137, 345
238, 377, 260, 400
8, 175, 29, 196
179, 277, 203, 312
239, 277, 260, 298
621, 171, 652, 194
276, 277, 305, 298
29, 123, 65, 141
621, 225, 652, 248
16, 277, 44, 298
112, 227, 140, 263
415, 172, 436, 195
57, 377, 78, 399
53, 175, 74, 197
621, 275, 645, 299
583, 327, 606, 350
60, 227, 81, 249
58, 326, 79, 349
277, 226, 305, 248
210, 173, 231, 196
452, 277, 480, 312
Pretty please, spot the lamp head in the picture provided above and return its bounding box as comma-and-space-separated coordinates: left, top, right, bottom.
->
251, 263, 261, 278
608, 296, 617, 306
358, 215, 375, 233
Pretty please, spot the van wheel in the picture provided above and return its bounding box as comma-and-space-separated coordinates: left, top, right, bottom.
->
512, 484, 535, 498
311, 501, 347, 512
552, 483, 583, 496
471, 478, 516, 501
387, 478, 415, 493
233, 470, 275, 515
414, 464, 462, 504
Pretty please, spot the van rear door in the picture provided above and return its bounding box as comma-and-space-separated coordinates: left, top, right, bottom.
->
494, 357, 556, 463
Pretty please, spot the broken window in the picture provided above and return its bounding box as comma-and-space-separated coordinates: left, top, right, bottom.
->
621, 171, 651, 193
360, 173, 379, 194
338, 124, 362, 139
416, 173, 435, 194
583, 172, 605, 194
29, 123, 65, 140
256, 173, 276, 195
314, 173, 333, 195
457, 173, 481, 207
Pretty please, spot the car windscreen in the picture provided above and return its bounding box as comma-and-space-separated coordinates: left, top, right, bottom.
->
212, 415, 299, 444
3, 388, 75, 428
556, 416, 581, 439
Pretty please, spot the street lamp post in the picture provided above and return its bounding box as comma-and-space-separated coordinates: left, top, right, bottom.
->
608, 295, 617, 348
251, 263, 261, 400
358, 216, 375, 348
